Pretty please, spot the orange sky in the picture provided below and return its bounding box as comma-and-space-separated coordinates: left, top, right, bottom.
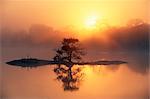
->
1, 1, 149, 98
1, 0, 149, 30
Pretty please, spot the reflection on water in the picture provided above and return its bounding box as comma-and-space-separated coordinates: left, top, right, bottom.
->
53, 65, 84, 91
1, 47, 149, 99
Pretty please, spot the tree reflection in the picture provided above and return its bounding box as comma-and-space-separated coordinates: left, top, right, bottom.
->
52, 38, 85, 91
53, 65, 84, 91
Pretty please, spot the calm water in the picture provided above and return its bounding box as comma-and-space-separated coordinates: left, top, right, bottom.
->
1, 47, 149, 99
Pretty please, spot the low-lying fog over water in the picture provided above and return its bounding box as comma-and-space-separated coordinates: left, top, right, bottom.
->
1, 47, 149, 99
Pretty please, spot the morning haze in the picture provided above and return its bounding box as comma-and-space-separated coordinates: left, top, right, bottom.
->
1, 0, 149, 99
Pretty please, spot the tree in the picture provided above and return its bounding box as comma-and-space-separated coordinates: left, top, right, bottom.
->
53, 38, 85, 67
53, 38, 85, 91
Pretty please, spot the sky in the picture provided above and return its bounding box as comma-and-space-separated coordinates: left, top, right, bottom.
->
1, 0, 149, 50
1, 0, 150, 30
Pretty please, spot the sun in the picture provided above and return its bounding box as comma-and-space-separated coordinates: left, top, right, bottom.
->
84, 15, 98, 29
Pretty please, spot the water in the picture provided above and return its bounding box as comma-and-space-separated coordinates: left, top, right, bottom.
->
1, 47, 149, 99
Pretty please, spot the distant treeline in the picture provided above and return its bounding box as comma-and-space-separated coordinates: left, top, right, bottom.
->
1, 19, 149, 51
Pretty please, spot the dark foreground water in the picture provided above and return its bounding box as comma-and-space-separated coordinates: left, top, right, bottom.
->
1, 47, 149, 99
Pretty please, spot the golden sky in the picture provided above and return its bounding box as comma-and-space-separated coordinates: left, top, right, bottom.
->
1, 1, 149, 98
1, 0, 149, 30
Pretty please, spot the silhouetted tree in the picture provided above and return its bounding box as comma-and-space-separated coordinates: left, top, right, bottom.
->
53, 38, 85, 91
53, 38, 85, 67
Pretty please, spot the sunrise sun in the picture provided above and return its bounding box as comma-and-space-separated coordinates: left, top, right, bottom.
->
84, 14, 98, 29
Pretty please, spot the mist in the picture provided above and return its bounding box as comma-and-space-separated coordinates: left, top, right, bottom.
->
1, 20, 149, 50
1, 20, 149, 75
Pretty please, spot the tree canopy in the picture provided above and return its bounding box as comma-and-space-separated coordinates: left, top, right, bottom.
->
53, 38, 85, 65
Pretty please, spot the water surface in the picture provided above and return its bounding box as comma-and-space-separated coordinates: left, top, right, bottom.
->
1, 47, 149, 99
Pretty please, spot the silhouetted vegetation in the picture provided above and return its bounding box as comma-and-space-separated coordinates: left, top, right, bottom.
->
53, 38, 85, 91
53, 38, 85, 66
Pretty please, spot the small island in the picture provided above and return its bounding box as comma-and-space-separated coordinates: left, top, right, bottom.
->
6, 38, 127, 68
6, 57, 127, 68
